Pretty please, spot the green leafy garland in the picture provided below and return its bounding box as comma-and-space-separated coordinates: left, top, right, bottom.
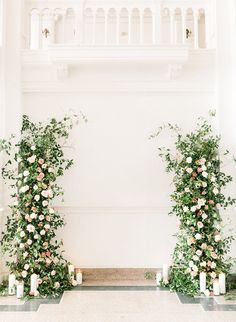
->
0, 114, 85, 297
150, 117, 235, 296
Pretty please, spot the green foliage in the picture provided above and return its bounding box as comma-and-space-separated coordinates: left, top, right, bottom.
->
151, 117, 235, 296
0, 114, 85, 297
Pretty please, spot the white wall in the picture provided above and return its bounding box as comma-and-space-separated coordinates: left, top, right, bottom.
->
1, 0, 236, 269
23, 82, 214, 267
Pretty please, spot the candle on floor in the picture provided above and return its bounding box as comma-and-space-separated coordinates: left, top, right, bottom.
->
156, 272, 162, 286
213, 279, 220, 296
8, 273, 16, 295
16, 282, 24, 299
76, 270, 83, 285
199, 272, 206, 293
162, 264, 169, 282
219, 273, 226, 294
30, 273, 38, 293
68, 264, 75, 279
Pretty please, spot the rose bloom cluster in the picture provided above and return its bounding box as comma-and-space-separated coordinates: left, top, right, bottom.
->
14, 147, 69, 294
175, 155, 225, 289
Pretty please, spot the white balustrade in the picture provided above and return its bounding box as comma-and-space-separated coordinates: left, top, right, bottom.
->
26, 0, 214, 49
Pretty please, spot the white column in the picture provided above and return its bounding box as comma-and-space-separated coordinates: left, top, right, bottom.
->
170, 10, 175, 44
205, 12, 210, 49
152, 11, 156, 44
41, 12, 51, 48
77, 6, 84, 44
104, 11, 108, 44
116, 11, 120, 45
128, 11, 131, 44
62, 11, 66, 43
30, 10, 40, 49
181, 9, 186, 44
156, 5, 162, 44
140, 11, 143, 44
194, 11, 199, 49
92, 11, 96, 45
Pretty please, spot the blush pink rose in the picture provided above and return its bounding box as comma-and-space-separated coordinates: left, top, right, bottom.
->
37, 172, 45, 181
38, 159, 44, 165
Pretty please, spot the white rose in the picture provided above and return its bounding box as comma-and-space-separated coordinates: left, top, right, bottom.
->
20, 231, 26, 238
214, 235, 221, 242
27, 155, 36, 164
211, 176, 216, 183
185, 188, 190, 193
200, 261, 206, 267
19, 243, 24, 249
39, 215, 45, 221
183, 206, 189, 213
202, 182, 207, 188
202, 213, 208, 220
186, 157, 192, 164
196, 250, 202, 256
210, 272, 217, 279
30, 213, 37, 219
40, 229, 46, 236
23, 170, 30, 177
48, 168, 54, 173
44, 224, 50, 230
199, 158, 206, 165
195, 233, 202, 240
41, 190, 48, 198
197, 221, 204, 229
211, 262, 216, 269
192, 265, 198, 272
23, 252, 28, 258
213, 187, 219, 195
33, 185, 38, 191
24, 264, 30, 270
72, 279, 78, 287
31, 146, 36, 151
51, 270, 56, 276
189, 261, 194, 268
192, 255, 199, 261
42, 200, 48, 207
27, 239, 32, 245
186, 168, 193, 174
54, 282, 60, 289
21, 271, 28, 278
47, 189, 53, 198
34, 234, 39, 239
34, 195, 40, 201
201, 165, 207, 171
202, 171, 208, 178
191, 206, 197, 212
27, 224, 35, 233
49, 208, 55, 214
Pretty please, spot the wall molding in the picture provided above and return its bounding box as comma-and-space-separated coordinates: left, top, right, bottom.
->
22, 81, 215, 94
55, 206, 170, 215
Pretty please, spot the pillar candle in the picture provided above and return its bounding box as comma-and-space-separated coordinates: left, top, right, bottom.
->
156, 272, 162, 286
219, 273, 226, 294
30, 274, 38, 293
8, 273, 16, 295
213, 279, 220, 296
76, 270, 83, 285
162, 264, 169, 281
199, 272, 206, 293
16, 282, 24, 299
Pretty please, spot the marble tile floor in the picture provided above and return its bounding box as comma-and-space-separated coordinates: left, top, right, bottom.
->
0, 287, 236, 322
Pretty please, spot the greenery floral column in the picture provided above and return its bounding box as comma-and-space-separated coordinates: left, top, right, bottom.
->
0, 114, 85, 297
151, 117, 235, 296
